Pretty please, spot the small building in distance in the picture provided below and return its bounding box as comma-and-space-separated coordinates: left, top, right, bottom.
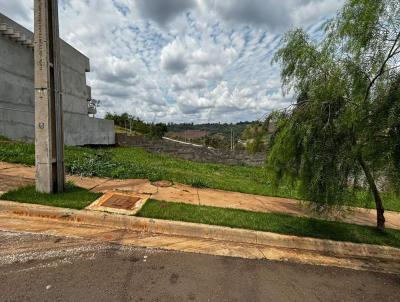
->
0, 13, 114, 146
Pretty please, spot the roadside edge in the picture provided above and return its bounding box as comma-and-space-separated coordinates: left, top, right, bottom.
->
1, 199, 399, 261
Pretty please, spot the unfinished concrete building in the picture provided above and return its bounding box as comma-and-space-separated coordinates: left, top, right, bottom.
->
0, 13, 115, 145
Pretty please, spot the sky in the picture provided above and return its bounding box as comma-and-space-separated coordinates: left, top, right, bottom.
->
0, 0, 345, 123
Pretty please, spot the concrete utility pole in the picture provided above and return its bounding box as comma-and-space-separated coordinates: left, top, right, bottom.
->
34, 0, 65, 193
230, 128, 234, 151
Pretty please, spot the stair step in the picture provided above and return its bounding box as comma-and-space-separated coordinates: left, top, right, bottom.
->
0, 23, 34, 48
3, 27, 15, 36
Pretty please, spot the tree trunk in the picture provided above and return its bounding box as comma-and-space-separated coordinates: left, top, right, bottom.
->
358, 154, 385, 231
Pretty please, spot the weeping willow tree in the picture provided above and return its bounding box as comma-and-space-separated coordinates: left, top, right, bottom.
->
269, 0, 400, 231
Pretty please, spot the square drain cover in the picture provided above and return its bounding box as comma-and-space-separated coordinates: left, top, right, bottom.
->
101, 194, 141, 210
87, 192, 150, 215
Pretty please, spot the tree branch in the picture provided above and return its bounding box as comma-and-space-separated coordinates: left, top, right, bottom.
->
363, 31, 400, 103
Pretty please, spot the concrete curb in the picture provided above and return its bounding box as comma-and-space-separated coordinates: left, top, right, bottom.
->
1, 200, 400, 261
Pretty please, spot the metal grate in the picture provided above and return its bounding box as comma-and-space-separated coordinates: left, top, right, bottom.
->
101, 194, 141, 210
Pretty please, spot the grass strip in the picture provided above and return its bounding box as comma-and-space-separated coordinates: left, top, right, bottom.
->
137, 199, 400, 249
0, 183, 102, 210
1, 140, 399, 211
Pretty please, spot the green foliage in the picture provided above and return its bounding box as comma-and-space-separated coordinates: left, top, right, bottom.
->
241, 122, 268, 154
1, 139, 400, 211
1, 182, 102, 210
105, 112, 167, 138
241, 122, 264, 140
330, 0, 383, 54
189, 179, 210, 188
270, 0, 400, 216
246, 136, 264, 155
204, 135, 230, 150
149, 123, 168, 139
138, 199, 400, 248
65, 149, 117, 177
0, 140, 35, 165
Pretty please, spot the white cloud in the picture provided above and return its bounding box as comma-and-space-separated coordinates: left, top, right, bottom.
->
0, 0, 33, 28
198, 0, 344, 30
0, 0, 345, 123
160, 38, 190, 73
135, 0, 197, 26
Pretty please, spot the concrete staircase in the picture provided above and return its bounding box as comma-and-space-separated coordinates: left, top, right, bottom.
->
0, 23, 33, 48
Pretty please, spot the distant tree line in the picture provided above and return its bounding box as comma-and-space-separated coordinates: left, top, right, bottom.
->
105, 112, 167, 139
167, 122, 251, 137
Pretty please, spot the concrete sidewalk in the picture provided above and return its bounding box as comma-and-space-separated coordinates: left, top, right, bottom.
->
1, 161, 400, 230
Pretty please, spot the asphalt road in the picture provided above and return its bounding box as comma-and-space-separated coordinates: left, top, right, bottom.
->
0, 230, 399, 302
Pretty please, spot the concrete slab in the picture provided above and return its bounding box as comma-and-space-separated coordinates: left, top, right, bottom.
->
86, 191, 149, 216
197, 188, 303, 214
346, 209, 400, 230
0, 174, 34, 193
0, 162, 17, 170
152, 184, 200, 205
67, 175, 109, 190
92, 179, 158, 195
0, 166, 35, 179
152, 180, 174, 188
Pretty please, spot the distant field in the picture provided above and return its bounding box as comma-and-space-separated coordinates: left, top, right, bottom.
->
167, 122, 251, 140
166, 130, 208, 140
0, 139, 399, 212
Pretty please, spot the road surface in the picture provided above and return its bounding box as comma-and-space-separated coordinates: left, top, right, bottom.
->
0, 230, 399, 302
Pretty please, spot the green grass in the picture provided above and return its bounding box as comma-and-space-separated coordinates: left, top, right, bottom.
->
137, 199, 400, 248
114, 126, 142, 136
0, 183, 102, 210
0, 139, 399, 211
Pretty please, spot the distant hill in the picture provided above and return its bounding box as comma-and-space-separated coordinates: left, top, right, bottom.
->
106, 114, 260, 151
167, 122, 253, 140
167, 130, 209, 140
165, 122, 256, 150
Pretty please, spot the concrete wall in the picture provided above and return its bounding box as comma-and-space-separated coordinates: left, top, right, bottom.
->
0, 13, 115, 145
116, 134, 266, 167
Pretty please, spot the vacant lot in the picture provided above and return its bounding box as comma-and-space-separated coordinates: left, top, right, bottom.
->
0, 139, 399, 211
